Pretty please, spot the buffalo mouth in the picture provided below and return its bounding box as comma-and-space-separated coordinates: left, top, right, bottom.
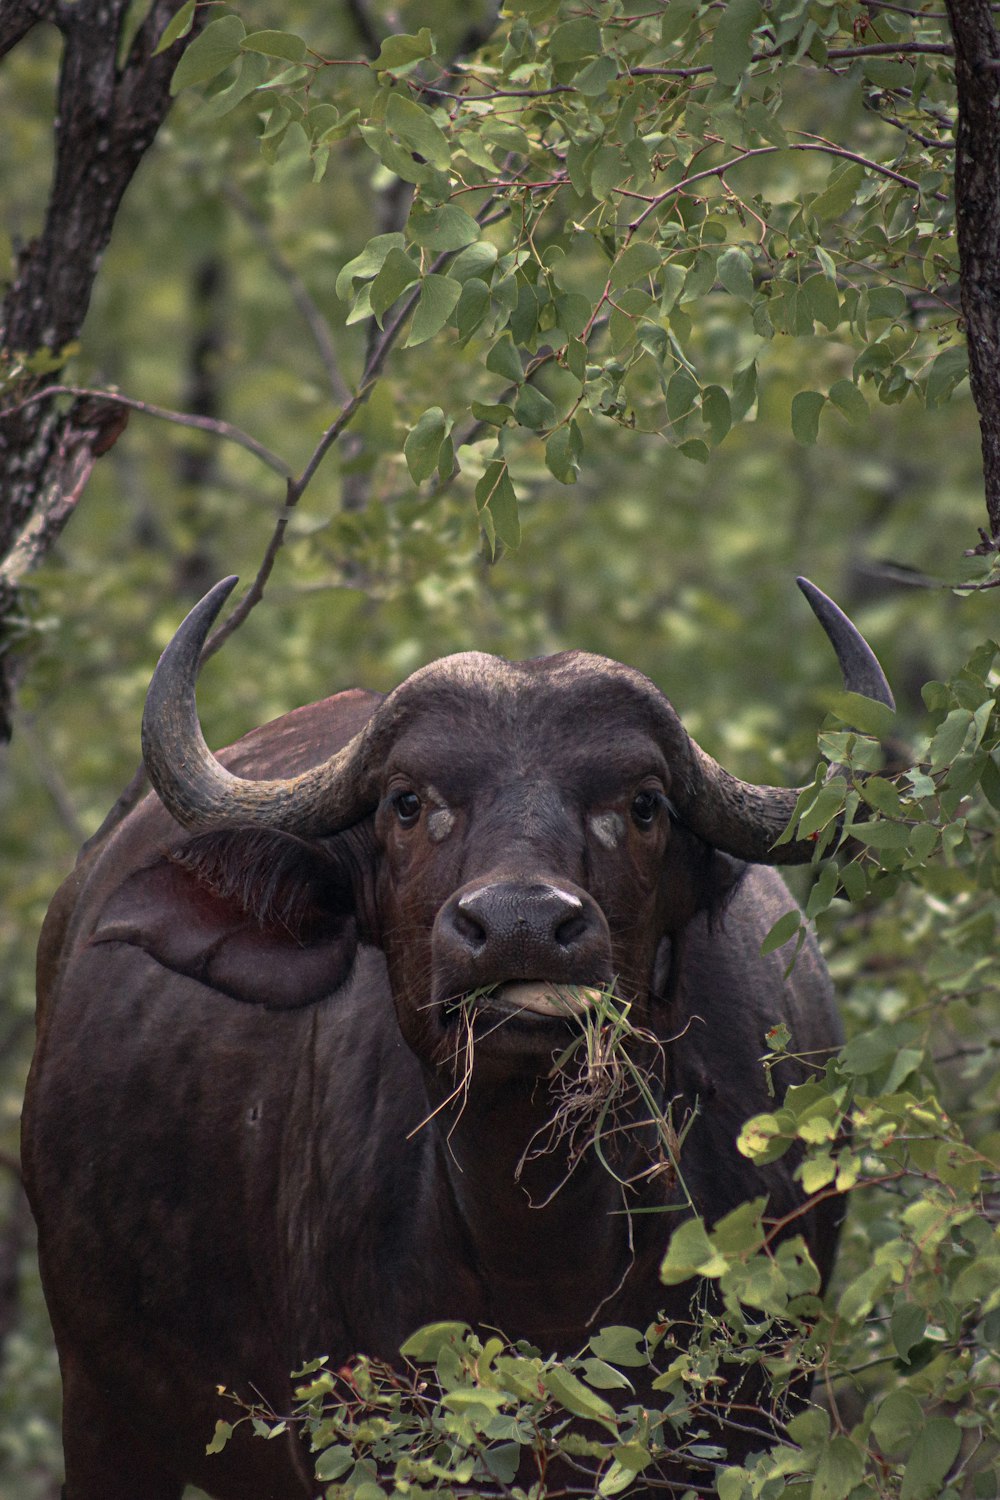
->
444, 981, 606, 1047
481, 981, 603, 1020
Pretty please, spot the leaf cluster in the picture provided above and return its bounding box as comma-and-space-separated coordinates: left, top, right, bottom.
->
161, 0, 969, 554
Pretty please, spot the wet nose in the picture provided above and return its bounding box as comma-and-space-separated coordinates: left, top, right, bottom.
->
435, 878, 610, 986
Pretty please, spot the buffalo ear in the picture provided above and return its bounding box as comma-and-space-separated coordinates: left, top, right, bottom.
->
91, 828, 360, 1008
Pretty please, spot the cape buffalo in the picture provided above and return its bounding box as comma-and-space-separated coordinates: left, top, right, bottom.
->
22, 578, 892, 1499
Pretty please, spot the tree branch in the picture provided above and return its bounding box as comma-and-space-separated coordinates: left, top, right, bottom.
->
3, 386, 292, 478
625, 142, 920, 234
0, 0, 54, 59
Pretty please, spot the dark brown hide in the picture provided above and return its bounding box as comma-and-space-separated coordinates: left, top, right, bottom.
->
23, 665, 844, 1500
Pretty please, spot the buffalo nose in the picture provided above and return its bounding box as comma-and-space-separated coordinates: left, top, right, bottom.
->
457, 882, 586, 949
436, 879, 610, 985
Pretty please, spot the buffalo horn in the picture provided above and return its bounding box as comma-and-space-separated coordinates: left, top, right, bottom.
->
670, 577, 894, 864
141, 577, 376, 833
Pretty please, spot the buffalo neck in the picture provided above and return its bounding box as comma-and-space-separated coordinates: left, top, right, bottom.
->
421, 1057, 667, 1348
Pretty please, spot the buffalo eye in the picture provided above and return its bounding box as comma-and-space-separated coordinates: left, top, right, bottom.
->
393, 790, 422, 827
630, 788, 661, 829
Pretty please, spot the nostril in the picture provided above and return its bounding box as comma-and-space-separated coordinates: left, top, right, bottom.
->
554, 912, 588, 948
454, 898, 488, 950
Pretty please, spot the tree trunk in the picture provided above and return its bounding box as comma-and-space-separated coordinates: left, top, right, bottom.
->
0, 0, 205, 739
944, 2, 1000, 548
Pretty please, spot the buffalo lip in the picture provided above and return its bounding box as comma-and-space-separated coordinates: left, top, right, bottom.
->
443, 980, 604, 1031
488, 981, 603, 1018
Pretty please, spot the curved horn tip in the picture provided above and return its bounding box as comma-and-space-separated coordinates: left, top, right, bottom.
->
186, 574, 240, 638
142, 576, 240, 750
795, 575, 895, 712
154, 576, 239, 665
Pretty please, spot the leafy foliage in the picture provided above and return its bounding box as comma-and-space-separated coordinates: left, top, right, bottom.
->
2, 2, 1000, 1496
160, 0, 967, 549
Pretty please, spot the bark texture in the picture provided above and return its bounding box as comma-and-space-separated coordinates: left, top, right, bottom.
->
0, 0, 205, 739
944, 3, 1000, 547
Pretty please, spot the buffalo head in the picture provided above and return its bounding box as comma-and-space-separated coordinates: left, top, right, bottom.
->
140, 577, 892, 1080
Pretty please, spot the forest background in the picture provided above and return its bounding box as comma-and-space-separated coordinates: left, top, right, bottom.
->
1, 1, 1000, 1496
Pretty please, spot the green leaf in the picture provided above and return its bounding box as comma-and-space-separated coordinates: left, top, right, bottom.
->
611, 242, 663, 291
404, 407, 448, 484
899, 1419, 961, 1500
546, 421, 583, 483
408, 203, 480, 251
926, 343, 969, 407
829, 690, 896, 736
404, 275, 462, 346
837, 1261, 892, 1321
588, 1325, 649, 1368
171, 15, 246, 94
335, 233, 405, 302
369, 247, 420, 325
860, 776, 904, 817
373, 28, 435, 73
701, 385, 731, 445
800, 1154, 836, 1193
871, 1389, 923, 1457
450, 241, 499, 283
579, 1357, 635, 1391
555, 293, 592, 338
200, 51, 269, 120
849, 821, 911, 849
811, 162, 864, 223
829, 377, 868, 424
314, 1444, 355, 1481
599, 1458, 642, 1496
241, 30, 307, 61
205, 1419, 233, 1455
455, 280, 491, 342
712, 0, 762, 87
929, 707, 973, 767
736, 1113, 790, 1164
791, 390, 825, 445
385, 93, 451, 172
359, 123, 431, 184
486, 337, 524, 385
476, 461, 520, 550
717, 1470, 751, 1500
805, 860, 839, 919
660, 1215, 729, 1284
441, 1386, 508, 1412
590, 143, 623, 200
661, 0, 697, 44
812, 1435, 865, 1500
731, 361, 758, 420
513, 384, 557, 431
578, 55, 619, 97
549, 18, 602, 61
399, 1321, 469, 1360
802, 273, 840, 330
155, 0, 195, 56
761, 909, 802, 957
471, 400, 512, 426
717, 246, 755, 301
890, 1299, 926, 1364
710, 1197, 766, 1255
544, 1365, 618, 1430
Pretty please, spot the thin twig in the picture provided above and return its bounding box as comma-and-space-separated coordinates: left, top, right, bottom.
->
17, 715, 87, 844
626, 142, 920, 232
224, 185, 353, 406
2, 386, 293, 478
